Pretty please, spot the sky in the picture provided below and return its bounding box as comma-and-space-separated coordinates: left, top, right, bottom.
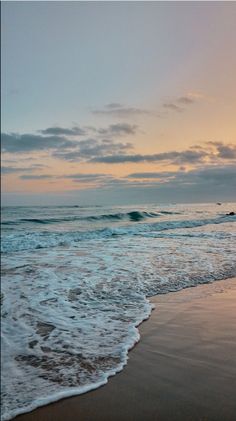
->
1, 1, 236, 205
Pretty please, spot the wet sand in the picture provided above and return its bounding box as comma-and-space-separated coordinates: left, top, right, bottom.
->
16, 278, 236, 421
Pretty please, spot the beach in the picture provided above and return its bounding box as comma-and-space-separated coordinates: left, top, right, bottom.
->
2, 1, 236, 419
15, 277, 236, 421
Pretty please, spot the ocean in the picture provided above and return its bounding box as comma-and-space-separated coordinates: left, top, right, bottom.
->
1, 203, 236, 420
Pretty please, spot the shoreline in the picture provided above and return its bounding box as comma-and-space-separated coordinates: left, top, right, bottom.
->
14, 277, 236, 421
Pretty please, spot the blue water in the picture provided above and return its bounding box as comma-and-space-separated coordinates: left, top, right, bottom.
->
1, 203, 236, 420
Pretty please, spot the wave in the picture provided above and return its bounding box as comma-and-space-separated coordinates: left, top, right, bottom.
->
87, 210, 175, 222
1, 214, 235, 253
1, 210, 180, 225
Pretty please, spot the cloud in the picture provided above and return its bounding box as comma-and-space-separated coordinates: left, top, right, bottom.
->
177, 96, 195, 105
64, 164, 236, 205
1, 125, 135, 158
218, 145, 236, 159
187, 91, 206, 100
125, 165, 236, 189
3, 163, 236, 204
163, 103, 183, 112
64, 173, 108, 179
106, 103, 123, 109
2, 164, 46, 174
93, 93, 200, 120
127, 171, 177, 179
38, 123, 137, 137
103, 165, 236, 202
96, 123, 138, 136
18, 172, 113, 184
1, 132, 76, 153
2, 166, 32, 174
20, 174, 55, 180
89, 142, 236, 165
90, 149, 207, 164
64, 173, 111, 183
40, 126, 86, 136
153, 165, 236, 192
162, 92, 200, 113
53, 138, 133, 161
92, 103, 152, 118
185, 165, 236, 185
208, 142, 236, 160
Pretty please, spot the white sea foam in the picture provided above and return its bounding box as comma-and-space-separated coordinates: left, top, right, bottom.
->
1, 204, 236, 420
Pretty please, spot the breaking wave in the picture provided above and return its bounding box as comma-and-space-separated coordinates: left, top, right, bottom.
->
1, 209, 180, 226
1, 214, 235, 253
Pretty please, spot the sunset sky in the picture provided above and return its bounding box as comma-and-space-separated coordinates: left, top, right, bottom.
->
1, 1, 236, 205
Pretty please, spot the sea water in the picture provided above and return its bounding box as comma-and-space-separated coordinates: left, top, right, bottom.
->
1, 203, 236, 420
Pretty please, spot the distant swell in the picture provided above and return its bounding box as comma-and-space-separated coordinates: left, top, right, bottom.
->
1, 214, 235, 253
1, 210, 179, 226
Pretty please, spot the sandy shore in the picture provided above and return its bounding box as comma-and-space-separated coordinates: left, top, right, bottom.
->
16, 278, 236, 421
